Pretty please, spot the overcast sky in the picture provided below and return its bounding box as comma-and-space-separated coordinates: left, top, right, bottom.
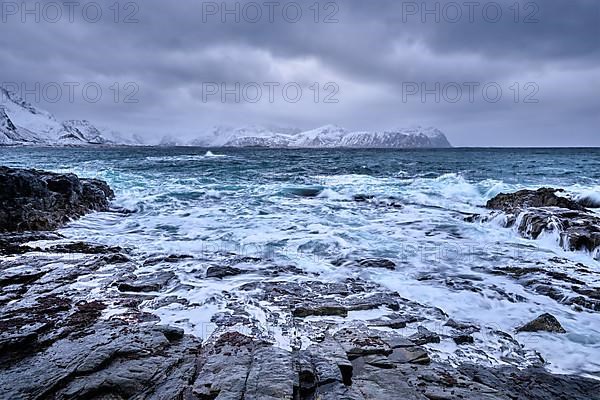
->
1, 0, 598, 146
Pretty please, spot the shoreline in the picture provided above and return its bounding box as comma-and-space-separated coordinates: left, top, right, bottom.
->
1, 166, 599, 398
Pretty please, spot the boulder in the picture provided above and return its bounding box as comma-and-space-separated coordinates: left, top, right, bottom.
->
485, 188, 600, 259
486, 188, 585, 213
517, 313, 566, 334
0, 166, 114, 232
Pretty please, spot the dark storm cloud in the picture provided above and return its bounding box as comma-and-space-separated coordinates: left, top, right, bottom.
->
0, 0, 598, 145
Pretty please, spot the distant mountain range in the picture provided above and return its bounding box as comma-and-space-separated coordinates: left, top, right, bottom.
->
1, 85, 452, 148
0, 86, 142, 146
184, 125, 452, 148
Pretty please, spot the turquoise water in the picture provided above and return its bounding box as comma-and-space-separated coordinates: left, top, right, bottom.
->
1, 147, 599, 376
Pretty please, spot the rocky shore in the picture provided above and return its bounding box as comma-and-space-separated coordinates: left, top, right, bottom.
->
0, 166, 114, 232
1, 168, 598, 399
485, 188, 600, 258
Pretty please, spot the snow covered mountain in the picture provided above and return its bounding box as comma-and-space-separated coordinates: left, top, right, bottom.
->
2, 84, 451, 148
186, 125, 452, 148
0, 106, 41, 145
187, 126, 302, 147
0, 86, 140, 146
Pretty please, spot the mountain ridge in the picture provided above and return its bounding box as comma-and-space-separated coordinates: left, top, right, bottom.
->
1, 85, 452, 148
180, 124, 452, 148
0, 86, 141, 146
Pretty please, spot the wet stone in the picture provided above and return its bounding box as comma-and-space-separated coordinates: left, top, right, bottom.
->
143, 254, 193, 267
517, 313, 566, 334
453, 335, 475, 345
388, 346, 430, 365
206, 265, 243, 279
367, 314, 414, 329
409, 326, 441, 345
0, 166, 114, 232
117, 271, 176, 293
332, 257, 397, 270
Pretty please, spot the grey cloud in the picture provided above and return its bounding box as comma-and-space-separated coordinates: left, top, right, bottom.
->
0, 0, 598, 145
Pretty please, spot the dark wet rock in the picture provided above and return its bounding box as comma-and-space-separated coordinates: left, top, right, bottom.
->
453, 334, 475, 345
419, 271, 529, 304
388, 346, 430, 364
0, 296, 106, 366
353, 194, 403, 209
263, 264, 306, 277
0, 232, 66, 255
143, 254, 193, 266
1, 254, 598, 400
1, 233, 597, 399
230, 255, 263, 264
334, 327, 393, 360
117, 271, 176, 293
206, 265, 243, 279
360, 354, 396, 369
239, 279, 410, 321
244, 346, 297, 399
516, 208, 600, 255
483, 264, 600, 312
192, 332, 260, 399
156, 324, 185, 341
486, 188, 585, 213
517, 313, 566, 334
463, 213, 481, 223
0, 166, 114, 232
210, 311, 251, 327
287, 186, 323, 197
0, 269, 47, 287
353, 194, 376, 202
0, 320, 201, 400
144, 295, 189, 310
47, 241, 124, 255
294, 290, 401, 318
100, 252, 131, 264
294, 303, 349, 317
483, 188, 600, 259
332, 257, 396, 270
306, 336, 354, 387
367, 313, 417, 329
409, 326, 441, 345
458, 364, 600, 400
490, 265, 585, 285
445, 319, 480, 334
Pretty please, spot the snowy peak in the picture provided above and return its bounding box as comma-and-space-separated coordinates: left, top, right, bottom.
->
188, 125, 299, 147
0, 105, 44, 145
291, 125, 349, 147
1, 82, 452, 148
0, 106, 16, 132
0, 86, 55, 119
0, 85, 135, 146
189, 124, 452, 148
59, 120, 110, 145
0, 106, 20, 145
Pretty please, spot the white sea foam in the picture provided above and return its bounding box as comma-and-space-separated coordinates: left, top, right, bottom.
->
14, 151, 596, 377
576, 190, 600, 208
205, 150, 226, 157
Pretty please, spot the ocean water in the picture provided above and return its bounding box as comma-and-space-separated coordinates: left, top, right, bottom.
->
2, 147, 599, 376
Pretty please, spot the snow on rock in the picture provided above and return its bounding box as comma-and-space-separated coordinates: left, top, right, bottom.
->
0, 106, 47, 145
189, 125, 453, 148
0, 85, 137, 146
59, 120, 109, 145
1, 83, 452, 149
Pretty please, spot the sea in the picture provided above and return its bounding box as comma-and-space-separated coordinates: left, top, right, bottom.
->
1, 147, 599, 377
